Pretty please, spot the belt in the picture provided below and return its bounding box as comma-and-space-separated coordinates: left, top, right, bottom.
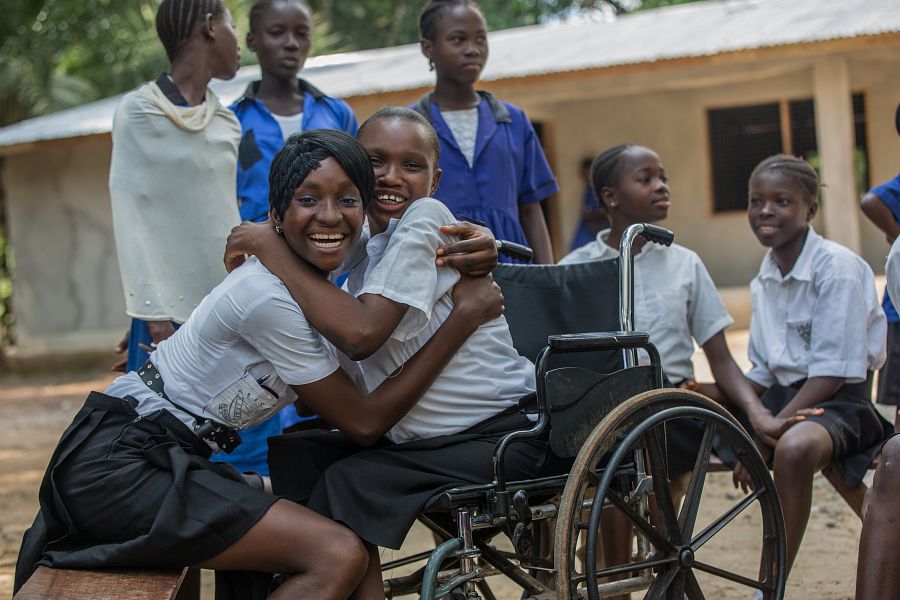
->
138, 360, 242, 453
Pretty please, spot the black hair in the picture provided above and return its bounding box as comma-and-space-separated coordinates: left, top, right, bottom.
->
268, 130, 374, 219
357, 106, 441, 165
418, 0, 484, 41
249, 0, 311, 33
590, 144, 637, 207
156, 0, 225, 61
895, 101, 900, 137
750, 154, 820, 203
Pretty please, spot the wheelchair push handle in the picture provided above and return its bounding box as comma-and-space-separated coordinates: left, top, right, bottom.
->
637, 223, 674, 247
496, 239, 534, 262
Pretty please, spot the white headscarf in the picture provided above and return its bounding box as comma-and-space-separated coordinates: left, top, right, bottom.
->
109, 81, 241, 322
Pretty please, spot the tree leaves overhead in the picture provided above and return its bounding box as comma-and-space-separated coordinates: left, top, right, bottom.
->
0, 0, 703, 126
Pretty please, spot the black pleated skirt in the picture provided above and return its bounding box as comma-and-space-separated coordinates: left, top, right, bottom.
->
268, 410, 553, 550
716, 374, 891, 486
15, 392, 278, 593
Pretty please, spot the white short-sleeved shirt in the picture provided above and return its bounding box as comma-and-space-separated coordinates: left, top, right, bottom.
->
747, 227, 887, 388
346, 198, 536, 443
106, 258, 339, 431
887, 237, 900, 308
558, 229, 733, 383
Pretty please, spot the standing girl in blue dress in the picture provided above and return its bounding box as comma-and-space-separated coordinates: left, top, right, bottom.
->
231, 0, 358, 224
226, 0, 359, 473
413, 0, 558, 263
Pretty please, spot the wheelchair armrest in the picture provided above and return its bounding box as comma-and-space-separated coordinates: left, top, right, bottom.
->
547, 331, 649, 351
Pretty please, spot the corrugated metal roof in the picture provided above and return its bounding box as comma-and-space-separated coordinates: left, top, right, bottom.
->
1, 0, 897, 150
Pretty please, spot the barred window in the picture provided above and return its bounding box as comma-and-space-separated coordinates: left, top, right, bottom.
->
707, 94, 869, 213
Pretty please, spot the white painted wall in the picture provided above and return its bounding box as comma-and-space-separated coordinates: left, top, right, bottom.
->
527, 48, 900, 286
3, 136, 128, 357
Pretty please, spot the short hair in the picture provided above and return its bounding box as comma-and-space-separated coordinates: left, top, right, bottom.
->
750, 154, 820, 203
249, 0, 312, 33
268, 130, 374, 219
357, 106, 441, 164
418, 0, 484, 42
156, 0, 225, 61
590, 144, 637, 207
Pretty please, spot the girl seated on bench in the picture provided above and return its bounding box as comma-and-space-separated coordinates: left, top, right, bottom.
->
729, 154, 888, 590
224, 107, 555, 599
15, 130, 503, 600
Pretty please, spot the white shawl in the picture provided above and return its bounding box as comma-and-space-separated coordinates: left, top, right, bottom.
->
109, 81, 241, 323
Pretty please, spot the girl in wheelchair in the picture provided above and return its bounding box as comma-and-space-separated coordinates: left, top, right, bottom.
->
16, 130, 506, 600
729, 154, 888, 586
224, 107, 558, 599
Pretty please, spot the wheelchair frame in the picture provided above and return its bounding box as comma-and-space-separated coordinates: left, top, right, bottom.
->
381, 224, 787, 600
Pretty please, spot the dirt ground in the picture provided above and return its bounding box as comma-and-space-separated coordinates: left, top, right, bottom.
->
0, 332, 883, 598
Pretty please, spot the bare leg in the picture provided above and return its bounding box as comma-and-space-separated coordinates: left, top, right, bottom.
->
857, 436, 900, 600
199, 499, 368, 600
771, 421, 833, 576
350, 542, 387, 600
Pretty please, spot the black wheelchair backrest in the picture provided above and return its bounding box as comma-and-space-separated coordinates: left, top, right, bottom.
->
493, 258, 622, 370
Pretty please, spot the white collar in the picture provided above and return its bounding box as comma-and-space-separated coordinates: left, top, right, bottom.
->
758, 226, 820, 283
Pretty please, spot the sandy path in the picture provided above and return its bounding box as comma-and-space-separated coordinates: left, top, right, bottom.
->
0, 342, 872, 598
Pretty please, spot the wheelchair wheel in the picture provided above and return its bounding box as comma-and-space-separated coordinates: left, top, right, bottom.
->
554, 389, 786, 600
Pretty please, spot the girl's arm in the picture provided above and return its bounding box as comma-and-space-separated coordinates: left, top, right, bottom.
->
775, 376, 844, 418
860, 193, 900, 243
702, 331, 812, 446
225, 219, 499, 360
289, 275, 504, 446
518, 202, 554, 264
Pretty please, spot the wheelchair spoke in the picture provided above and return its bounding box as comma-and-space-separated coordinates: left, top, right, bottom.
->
690, 489, 762, 550
683, 570, 707, 600
644, 424, 682, 544
644, 565, 679, 600
693, 560, 772, 591
606, 488, 676, 552
667, 571, 685, 600
678, 423, 715, 542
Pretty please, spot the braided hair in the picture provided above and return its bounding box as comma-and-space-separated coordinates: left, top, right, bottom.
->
358, 106, 441, 164
418, 0, 484, 41
589, 144, 637, 207
156, 0, 225, 61
249, 0, 312, 33
750, 154, 820, 203
268, 130, 374, 219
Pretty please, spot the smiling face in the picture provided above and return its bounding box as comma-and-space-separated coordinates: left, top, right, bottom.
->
747, 168, 817, 250
422, 4, 488, 88
270, 157, 364, 273
209, 7, 241, 80
357, 118, 442, 234
248, 0, 312, 82
602, 146, 671, 226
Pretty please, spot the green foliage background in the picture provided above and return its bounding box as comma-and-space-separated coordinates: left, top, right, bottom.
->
0, 0, 702, 346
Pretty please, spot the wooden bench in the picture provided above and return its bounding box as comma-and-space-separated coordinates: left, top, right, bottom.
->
13, 566, 200, 600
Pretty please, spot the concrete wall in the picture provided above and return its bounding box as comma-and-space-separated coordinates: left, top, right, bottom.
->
487, 45, 900, 286
3, 135, 127, 358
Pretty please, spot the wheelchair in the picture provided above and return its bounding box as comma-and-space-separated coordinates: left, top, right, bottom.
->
380, 224, 787, 600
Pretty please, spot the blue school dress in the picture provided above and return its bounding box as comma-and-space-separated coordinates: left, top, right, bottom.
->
230, 79, 358, 222
871, 174, 900, 323
870, 174, 900, 406
219, 81, 357, 474
412, 92, 559, 261
570, 186, 601, 251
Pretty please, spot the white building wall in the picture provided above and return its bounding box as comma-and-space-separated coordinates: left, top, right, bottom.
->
4, 135, 127, 357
